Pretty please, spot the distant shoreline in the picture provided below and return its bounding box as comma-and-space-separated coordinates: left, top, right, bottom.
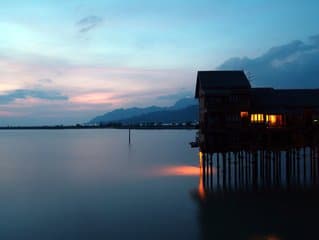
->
0, 125, 198, 130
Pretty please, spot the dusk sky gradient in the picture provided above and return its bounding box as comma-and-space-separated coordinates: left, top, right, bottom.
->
0, 0, 318, 125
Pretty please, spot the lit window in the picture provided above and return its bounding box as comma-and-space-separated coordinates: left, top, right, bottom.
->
251, 114, 264, 123
240, 112, 248, 118
265, 114, 283, 127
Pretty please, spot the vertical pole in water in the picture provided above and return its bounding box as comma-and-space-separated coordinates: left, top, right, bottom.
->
315, 146, 318, 184
222, 152, 226, 190
245, 150, 248, 189
278, 151, 282, 185
129, 127, 131, 144
240, 151, 243, 188
210, 155, 214, 190
303, 147, 306, 186
228, 152, 231, 190
203, 153, 206, 188
297, 148, 300, 185
217, 152, 220, 188
310, 146, 314, 184
234, 152, 237, 189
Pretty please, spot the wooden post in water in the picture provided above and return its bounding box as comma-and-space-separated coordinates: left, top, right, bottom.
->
129, 128, 131, 144
303, 147, 306, 186
217, 152, 220, 188
297, 148, 300, 185
234, 152, 237, 189
222, 152, 226, 190
203, 153, 206, 188
228, 152, 231, 190
210, 155, 214, 191
317, 146, 319, 185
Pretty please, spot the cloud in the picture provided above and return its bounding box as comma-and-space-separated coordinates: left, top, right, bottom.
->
156, 90, 193, 101
76, 16, 103, 33
218, 34, 319, 88
0, 89, 68, 104
38, 78, 53, 84
0, 53, 193, 124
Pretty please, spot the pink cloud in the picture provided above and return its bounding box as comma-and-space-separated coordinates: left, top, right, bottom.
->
0, 55, 195, 124
0, 111, 24, 117
70, 92, 123, 105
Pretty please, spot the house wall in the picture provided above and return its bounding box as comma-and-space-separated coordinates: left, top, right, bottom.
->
198, 87, 319, 152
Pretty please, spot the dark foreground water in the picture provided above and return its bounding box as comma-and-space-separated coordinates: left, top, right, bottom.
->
0, 130, 199, 240
0, 129, 317, 240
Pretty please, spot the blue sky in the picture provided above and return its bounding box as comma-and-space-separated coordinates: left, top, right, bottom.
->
0, 0, 318, 125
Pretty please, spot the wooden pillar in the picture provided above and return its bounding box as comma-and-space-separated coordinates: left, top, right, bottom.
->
278, 151, 282, 185
234, 152, 238, 189
292, 148, 296, 183
303, 147, 306, 186
217, 152, 220, 188
228, 152, 231, 190
296, 148, 300, 185
317, 146, 319, 185
260, 149, 264, 187
222, 152, 226, 190
245, 151, 249, 188
315, 146, 318, 185
253, 151, 258, 189
286, 150, 290, 188
210, 154, 214, 191
310, 147, 314, 184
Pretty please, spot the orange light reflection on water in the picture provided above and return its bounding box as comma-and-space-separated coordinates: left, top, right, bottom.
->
157, 165, 200, 176
250, 234, 281, 240
198, 151, 206, 200
154, 151, 216, 200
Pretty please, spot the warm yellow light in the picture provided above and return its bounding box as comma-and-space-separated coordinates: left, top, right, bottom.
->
251, 114, 264, 123
269, 115, 276, 124
199, 151, 203, 163
265, 114, 283, 127
198, 171, 206, 200
198, 151, 205, 200
251, 113, 283, 126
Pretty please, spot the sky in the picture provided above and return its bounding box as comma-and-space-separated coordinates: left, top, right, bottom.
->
0, 0, 318, 125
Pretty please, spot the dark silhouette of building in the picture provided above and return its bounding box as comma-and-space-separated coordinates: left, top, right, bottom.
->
193, 70, 319, 240
195, 70, 319, 152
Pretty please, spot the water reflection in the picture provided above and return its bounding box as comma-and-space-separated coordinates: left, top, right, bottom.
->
193, 148, 319, 240
198, 166, 206, 200
157, 165, 200, 176
0, 130, 200, 240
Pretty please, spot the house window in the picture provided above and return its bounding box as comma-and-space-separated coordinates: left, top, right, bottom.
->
265, 114, 283, 127
240, 112, 249, 118
251, 114, 264, 123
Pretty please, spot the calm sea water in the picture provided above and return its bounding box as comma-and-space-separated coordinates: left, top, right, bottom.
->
0, 129, 200, 240
0, 129, 318, 240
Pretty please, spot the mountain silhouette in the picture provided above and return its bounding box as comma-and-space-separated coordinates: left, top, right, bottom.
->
89, 98, 198, 124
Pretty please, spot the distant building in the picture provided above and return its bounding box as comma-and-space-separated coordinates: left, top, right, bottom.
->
195, 70, 319, 152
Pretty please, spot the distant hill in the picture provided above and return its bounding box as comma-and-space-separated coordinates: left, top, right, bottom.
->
116, 105, 198, 124
88, 98, 198, 124
170, 98, 197, 110
89, 106, 163, 124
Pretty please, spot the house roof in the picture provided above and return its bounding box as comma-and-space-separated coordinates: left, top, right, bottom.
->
195, 71, 251, 98
251, 88, 319, 111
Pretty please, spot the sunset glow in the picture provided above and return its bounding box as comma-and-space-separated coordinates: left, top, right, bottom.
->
70, 92, 119, 105
0, 0, 317, 125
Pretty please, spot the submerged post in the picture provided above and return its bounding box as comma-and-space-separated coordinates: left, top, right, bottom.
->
129, 127, 131, 144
